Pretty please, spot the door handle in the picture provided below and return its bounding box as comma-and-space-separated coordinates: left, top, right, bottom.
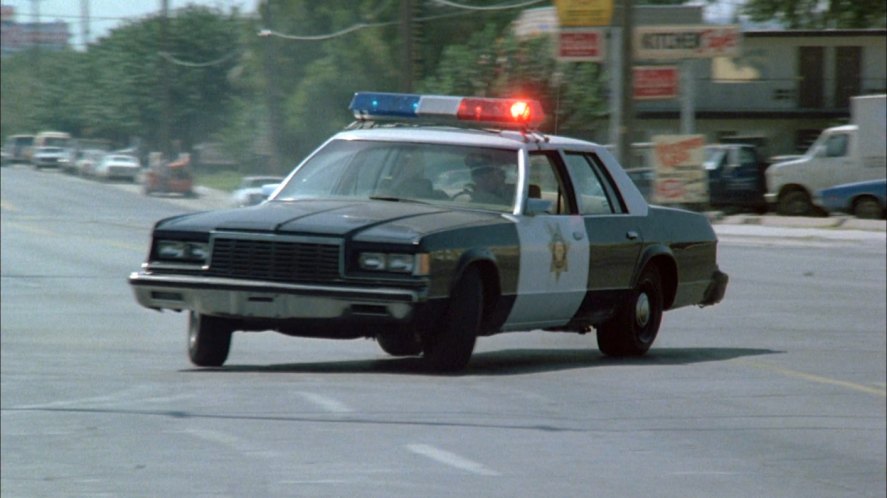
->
626, 230, 639, 240
572, 231, 584, 241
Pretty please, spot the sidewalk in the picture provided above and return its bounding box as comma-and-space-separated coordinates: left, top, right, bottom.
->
708, 212, 886, 233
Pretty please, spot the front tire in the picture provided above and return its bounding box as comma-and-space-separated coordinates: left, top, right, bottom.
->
377, 332, 423, 356
777, 190, 813, 216
423, 267, 482, 372
188, 311, 233, 367
597, 266, 663, 357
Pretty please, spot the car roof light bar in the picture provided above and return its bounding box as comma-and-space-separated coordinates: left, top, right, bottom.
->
349, 92, 545, 129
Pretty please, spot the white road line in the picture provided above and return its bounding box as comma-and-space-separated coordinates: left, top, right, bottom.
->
177, 428, 280, 460
9, 386, 160, 410
297, 392, 353, 414
406, 444, 500, 476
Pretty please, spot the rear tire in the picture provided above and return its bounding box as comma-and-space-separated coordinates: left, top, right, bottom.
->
597, 266, 663, 357
854, 197, 883, 220
188, 311, 233, 367
423, 267, 481, 372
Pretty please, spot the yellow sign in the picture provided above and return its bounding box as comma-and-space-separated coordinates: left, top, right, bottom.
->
555, 0, 614, 27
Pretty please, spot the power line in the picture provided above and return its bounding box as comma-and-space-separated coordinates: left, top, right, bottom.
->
430, 0, 546, 11
158, 49, 240, 67
257, 7, 513, 42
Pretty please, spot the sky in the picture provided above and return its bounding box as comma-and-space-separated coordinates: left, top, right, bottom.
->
4, 0, 745, 49
4, 0, 252, 47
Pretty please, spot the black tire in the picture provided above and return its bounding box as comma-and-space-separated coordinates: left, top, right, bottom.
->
597, 266, 663, 357
423, 267, 482, 372
777, 190, 813, 216
854, 197, 883, 220
188, 311, 233, 367
377, 332, 423, 356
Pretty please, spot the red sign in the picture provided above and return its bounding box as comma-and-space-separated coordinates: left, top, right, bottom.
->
558, 29, 605, 62
633, 66, 678, 100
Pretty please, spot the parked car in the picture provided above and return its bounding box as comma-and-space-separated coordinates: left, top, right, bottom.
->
94, 154, 140, 182
74, 149, 107, 177
31, 146, 69, 169
129, 92, 728, 371
624, 143, 769, 213
2, 134, 34, 166
230, 175, 285, 207
703, 144, 770, 213
814, 179, 886, 219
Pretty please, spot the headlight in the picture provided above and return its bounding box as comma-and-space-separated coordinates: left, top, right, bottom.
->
155, 240, 209, 263
358, 252, 429, 275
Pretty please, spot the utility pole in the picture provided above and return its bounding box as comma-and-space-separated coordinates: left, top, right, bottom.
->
160, 0, 172, 159
32, 0, 40, 81
399, 0, 414, 92
260, 1, 283, 172
618, 0, 634, 170
81, 0, 89, 48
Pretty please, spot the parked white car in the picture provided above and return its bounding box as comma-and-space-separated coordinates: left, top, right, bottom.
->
94, 154, 141, 182
230, 176, 284, 207
75, 149, 107, 177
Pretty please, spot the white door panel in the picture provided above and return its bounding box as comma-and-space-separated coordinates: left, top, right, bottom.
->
503, 215, 590, 330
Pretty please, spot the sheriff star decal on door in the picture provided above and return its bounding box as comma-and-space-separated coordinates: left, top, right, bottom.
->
547, 223, 569, 281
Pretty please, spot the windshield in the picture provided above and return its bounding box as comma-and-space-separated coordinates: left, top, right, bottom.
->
273, 139, 519, 212
703, 147, 727, 171
44, 137, 70, 148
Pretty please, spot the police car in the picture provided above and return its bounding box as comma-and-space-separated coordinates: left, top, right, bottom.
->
129, 92, 728, 371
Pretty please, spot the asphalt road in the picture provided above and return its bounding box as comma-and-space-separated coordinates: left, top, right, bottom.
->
2, 166, 885, 498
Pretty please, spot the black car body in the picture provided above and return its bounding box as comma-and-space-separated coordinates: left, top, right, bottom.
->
129, 93, 727, 371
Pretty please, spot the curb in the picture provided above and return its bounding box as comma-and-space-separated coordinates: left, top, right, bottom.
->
708, 212, 886, 232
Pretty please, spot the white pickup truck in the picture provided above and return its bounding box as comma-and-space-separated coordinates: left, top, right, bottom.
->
765, 94, 887, 216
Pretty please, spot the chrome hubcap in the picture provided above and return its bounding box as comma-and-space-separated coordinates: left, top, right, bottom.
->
635, 293, 650, 327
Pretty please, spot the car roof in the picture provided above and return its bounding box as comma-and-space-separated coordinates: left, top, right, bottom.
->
332, 126, 602, 151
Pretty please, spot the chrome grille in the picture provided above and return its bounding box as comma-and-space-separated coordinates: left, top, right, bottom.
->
208, 236, 340, 282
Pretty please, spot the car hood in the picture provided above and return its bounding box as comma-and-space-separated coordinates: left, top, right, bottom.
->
155, 199, 506, 244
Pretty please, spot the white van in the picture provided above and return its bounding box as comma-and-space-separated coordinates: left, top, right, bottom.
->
765, 94, 887, 216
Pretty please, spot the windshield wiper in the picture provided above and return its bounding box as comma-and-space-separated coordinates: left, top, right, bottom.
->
368, 195, 431, 205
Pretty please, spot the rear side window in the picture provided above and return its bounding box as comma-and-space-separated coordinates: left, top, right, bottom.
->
562, 152, 627, 215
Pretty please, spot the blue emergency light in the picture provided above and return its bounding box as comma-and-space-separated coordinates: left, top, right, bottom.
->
349, 92, 545, 129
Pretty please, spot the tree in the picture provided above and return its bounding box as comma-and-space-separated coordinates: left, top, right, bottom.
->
420, 24, 608, 140
744, 0, 887, 29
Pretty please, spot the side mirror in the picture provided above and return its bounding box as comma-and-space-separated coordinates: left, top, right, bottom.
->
525, 198, 553, 216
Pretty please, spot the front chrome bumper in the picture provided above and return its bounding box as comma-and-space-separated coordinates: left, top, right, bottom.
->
128, 272, 422, 321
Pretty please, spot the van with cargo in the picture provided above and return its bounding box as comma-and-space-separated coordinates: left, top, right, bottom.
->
765, 94, 887, 216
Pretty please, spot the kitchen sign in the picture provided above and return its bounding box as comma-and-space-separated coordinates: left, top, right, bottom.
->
634, 25, 741, 60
